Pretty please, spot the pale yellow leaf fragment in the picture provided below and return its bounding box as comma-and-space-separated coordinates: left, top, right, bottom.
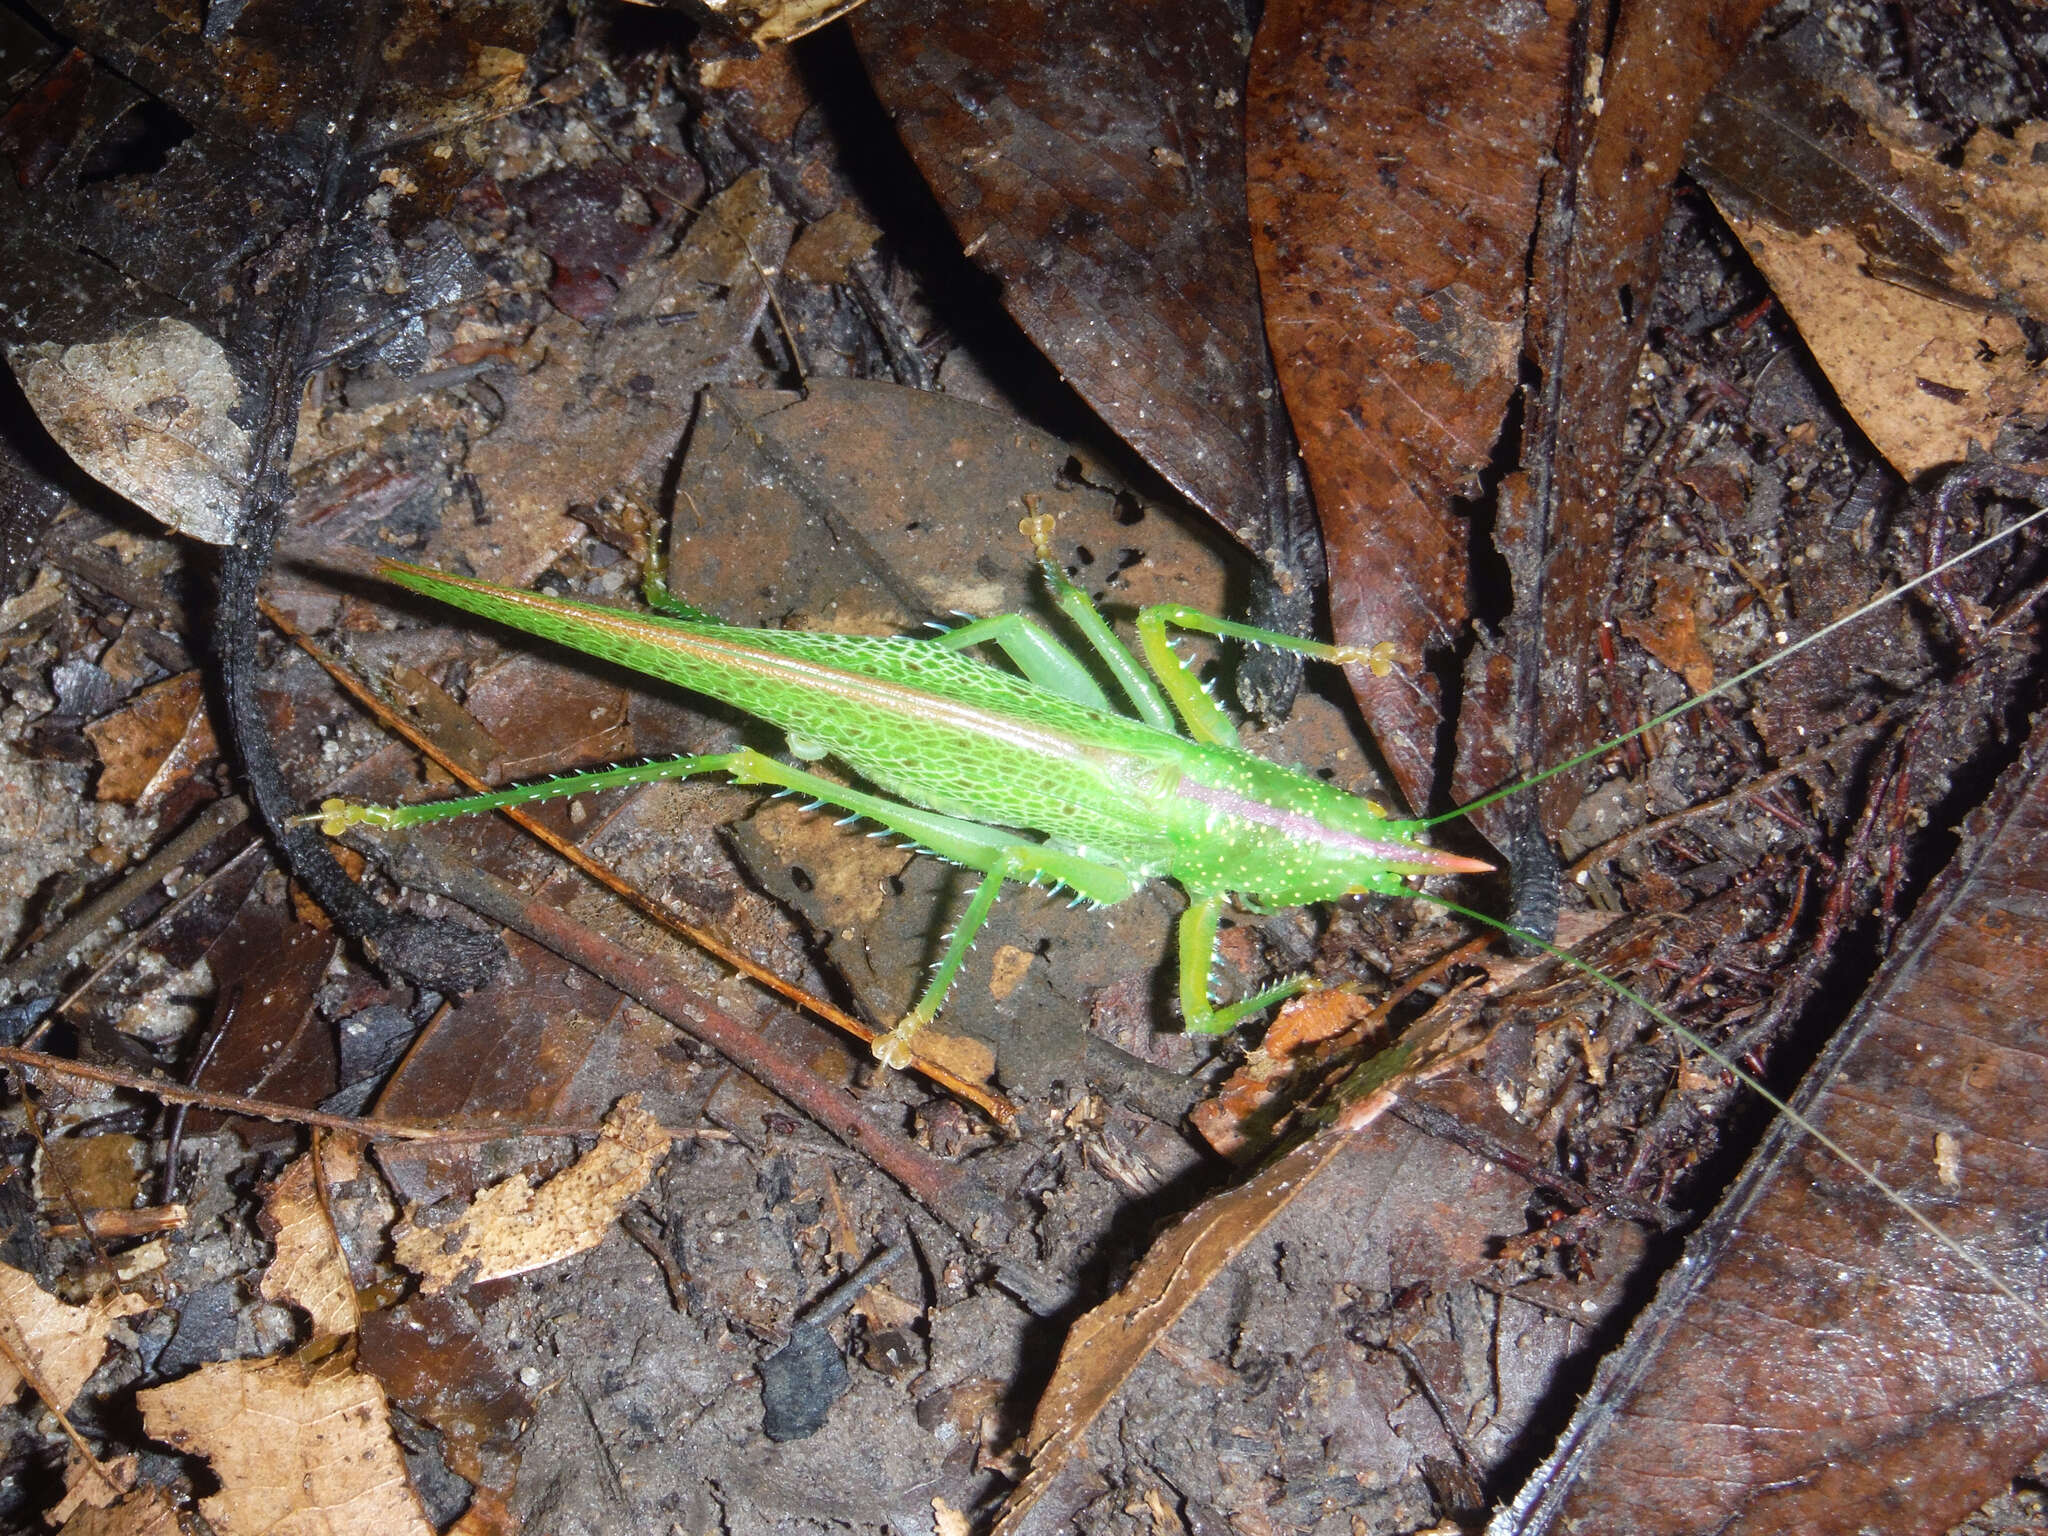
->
987, 944, 1035, 1002
0, 1263, 153, 1407
48, 1452, 136, 1525
137, 1351, 432, 1536
259, 1155, 357, 1339
394, 1095, 673, 1292
10, 318, 253, 544
1721, 218, 2048, 477
56, 1487, 180, 1536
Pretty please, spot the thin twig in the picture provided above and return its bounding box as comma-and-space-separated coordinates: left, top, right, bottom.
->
0, 1046, 725, 1146
0, 1325, 127, 1500
161, 985, 237, 1205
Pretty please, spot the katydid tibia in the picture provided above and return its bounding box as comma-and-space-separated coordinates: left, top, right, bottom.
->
301, 498, 2048, 1320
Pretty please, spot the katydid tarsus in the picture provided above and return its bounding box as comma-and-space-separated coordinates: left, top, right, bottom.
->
301, 500, 2048, 1319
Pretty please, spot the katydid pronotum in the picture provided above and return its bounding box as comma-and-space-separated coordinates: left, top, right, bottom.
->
303, 502, 2048, 1316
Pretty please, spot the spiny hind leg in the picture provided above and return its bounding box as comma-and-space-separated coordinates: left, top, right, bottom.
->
306, 748, 1137, 1068
876, 839, 1136, 1070
308, 747, 1054, 872
1177, 891, 1310, 1035
299, 752, 762, 834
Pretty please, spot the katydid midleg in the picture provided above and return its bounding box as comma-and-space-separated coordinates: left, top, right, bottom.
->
304, 501, 2048, 1315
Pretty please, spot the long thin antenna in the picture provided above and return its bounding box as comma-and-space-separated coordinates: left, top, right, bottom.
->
1420, 894, 2047, 1328
1429, 501, 2048, 828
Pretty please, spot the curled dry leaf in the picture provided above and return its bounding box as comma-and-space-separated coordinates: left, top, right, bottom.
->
81, 671, 218, 808
9, 318, 252, 544
1694, 24, 2048, 476
393, 1094, 673, 1292
0, 1261, 153, 1408
137, 1350, 432, 1536
258, 1154, 357, 1340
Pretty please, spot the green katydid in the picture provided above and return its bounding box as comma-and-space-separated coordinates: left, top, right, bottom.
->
303, 500, 2048, 1316
306, 510, 1486, 1070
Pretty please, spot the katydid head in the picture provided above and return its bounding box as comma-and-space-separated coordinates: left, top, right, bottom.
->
1166, 748, 1493, 908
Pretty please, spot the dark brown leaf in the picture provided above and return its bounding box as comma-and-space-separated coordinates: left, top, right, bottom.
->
1247, 0, 1571, 821
852, 0, 1308, 585
1502, 705, 2048, 1536
80, 670, 217, 806
358, 1292, 532, 1491
189, 901, 340, 1141
369, 933, 695, 1208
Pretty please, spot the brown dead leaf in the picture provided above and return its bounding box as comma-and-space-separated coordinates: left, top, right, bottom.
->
783, 204, 881, 285
49, 1452, 137, 1526
259, 1154, 357, 1340
1499, 705, 2048, 1535
901, 1029, 998, 1089
1716, 220, 2048, 477
1694, 26, 2048, 476
357, 1292, 532, 1490
1447, 0, 1774, 846
0, 1263, 152, 1408
1957, 122, 2048, 317
82, 671, 218, 806
1248, 0, 1571, 820
51, 1453, 135, 1519
1189, 988, 1391, 1160
138, 1349, 432, 1536
190, 903, 340, 1145
11, 317, 253, 545
1261, 987, 1377, 1063
1617, 568, 1716, 696
394, 1094, 672, 1292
